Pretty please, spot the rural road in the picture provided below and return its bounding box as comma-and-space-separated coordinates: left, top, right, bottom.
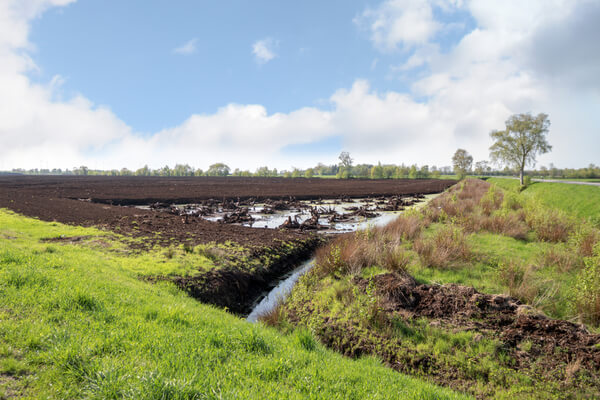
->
531, 179, 600, 186
501, 177, 600, 187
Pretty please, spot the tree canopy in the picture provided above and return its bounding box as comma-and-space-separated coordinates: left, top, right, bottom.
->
206, 163, 231, 177
452, 149, 473, 179
489, 113, 551, 185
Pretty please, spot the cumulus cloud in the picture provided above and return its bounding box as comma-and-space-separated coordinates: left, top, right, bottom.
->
252, 38, 277, 64
0, 0, 599, 172
354, 0, 443, 51
173, 38, 198, 55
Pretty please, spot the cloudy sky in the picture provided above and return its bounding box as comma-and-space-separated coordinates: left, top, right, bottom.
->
0, 0, 598, 171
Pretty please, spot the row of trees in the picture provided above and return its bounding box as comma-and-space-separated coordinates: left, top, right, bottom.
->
5, 114, 562, 183
452, 113, 553, 185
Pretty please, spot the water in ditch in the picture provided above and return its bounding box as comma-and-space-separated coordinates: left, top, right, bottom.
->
246, 194, 437, 322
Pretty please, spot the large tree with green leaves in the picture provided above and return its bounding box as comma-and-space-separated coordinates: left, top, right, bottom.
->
206, 163, 230, 177
489, 113, 551, 185
337, 151, 353, 179
452, 149, 473, 179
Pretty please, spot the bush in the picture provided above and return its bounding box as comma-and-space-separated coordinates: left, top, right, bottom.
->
414, 225, 470, 268
380, 214, 423, 242
497, 262, 540, 305
526, 206, 574, 242
479, 185, 503, 216
540, 246, 583, 273
571, 245, 600, 325
315, 233, 410, 277
479, 212, 529, 240
569, 224, 599, 258
501, 191, 522, 211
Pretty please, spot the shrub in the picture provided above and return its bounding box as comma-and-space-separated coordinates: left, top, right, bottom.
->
569, 224, 599, 258
377, 246, 411, 273
526, 207, 574, 242
497, 262, 540, 304
257, 301, 286, 328
480, 185, 503, 216
381, 214, 424, 242
540, 246, 583, 273
315, 233, 411, 276
480, 212, 529, 240
571, 245, 600, 325
501, 191, 523, 211
414, 225, 470, 268
315, 242, 346, 277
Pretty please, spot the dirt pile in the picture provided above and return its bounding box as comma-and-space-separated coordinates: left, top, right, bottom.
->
362, 273, 600, 372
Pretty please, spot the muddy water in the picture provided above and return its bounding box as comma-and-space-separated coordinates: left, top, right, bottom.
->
246, 194, 437, 322
246, 258, 315, 322
195, 197, 430, 233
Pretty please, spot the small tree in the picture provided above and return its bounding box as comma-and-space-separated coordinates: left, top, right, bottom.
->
206, 163, 230, 177
489, 113, 551, 185
338, 151, 353, 179
474, 161, 489, 176
370, 163, 384, 179
452, 149, 473, 179
408, 165, 418, 179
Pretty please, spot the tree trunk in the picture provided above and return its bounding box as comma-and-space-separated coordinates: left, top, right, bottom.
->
519, 169, 524, 186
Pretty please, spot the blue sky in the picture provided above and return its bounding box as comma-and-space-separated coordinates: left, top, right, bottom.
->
0, 0, 598, 170
30, 1, 475, 133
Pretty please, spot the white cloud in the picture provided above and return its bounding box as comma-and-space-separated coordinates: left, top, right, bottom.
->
0, 0, 599, 172
354, 0, 444, 52
252, 38, 277, 64
173, 38, 197, 55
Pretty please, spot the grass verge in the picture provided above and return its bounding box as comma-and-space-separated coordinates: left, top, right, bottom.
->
0, 208, 467, 399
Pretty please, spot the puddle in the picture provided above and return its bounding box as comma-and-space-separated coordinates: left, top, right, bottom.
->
138, 195, 437, 233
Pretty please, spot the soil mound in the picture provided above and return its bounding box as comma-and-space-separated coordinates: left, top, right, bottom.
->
362, 273, 600, 371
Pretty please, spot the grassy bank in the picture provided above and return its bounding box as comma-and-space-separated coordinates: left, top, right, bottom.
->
489, 177, 600, 224
0, 209, 468, 399
265, 179, 600, 399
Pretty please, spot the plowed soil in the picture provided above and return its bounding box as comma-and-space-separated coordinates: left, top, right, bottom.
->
0, 176, 455, 247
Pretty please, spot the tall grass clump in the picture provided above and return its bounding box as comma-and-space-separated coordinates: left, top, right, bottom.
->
572, 245, 600, 325
497, 262, 540, 304
413, 225, 470, 268
257, 301, 287, 328
380, 213, 424, 242
540, 246, 583, 273
479, 212, 529, 240
569, 224, 600, 257
526, 206, 574, 242
315, 232, 410, 277
479, 184, 503, 216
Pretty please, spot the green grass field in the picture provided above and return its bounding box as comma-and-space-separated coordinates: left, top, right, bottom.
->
0, 209, 468, 399
489, 178, 600, 224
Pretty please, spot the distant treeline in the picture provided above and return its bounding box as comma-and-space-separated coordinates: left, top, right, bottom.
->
7, 162, 599, 180
7, 163, 457, 179
525, 164, 600, 180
